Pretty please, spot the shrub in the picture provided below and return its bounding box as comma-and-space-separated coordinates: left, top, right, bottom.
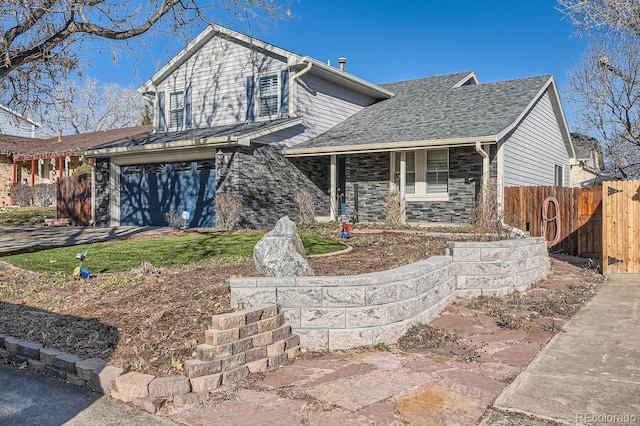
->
72, 163, 92, 177
33, 183, 56, 206
470, 177, 501, 234
295, 190, 315, 223
164, 210, 186, 229
215, 193, 242, 230
383, 182, 405, 225
9, 184, 33, 206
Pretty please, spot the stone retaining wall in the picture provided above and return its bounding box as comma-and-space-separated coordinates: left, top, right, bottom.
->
230, 237, 550, 351
0, 304, 299, 413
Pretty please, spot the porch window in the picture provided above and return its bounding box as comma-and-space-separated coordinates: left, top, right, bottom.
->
425, 149, 449, 194
393, 152, 415, 194
259, 75, 279, 117
169, 91, 184, 129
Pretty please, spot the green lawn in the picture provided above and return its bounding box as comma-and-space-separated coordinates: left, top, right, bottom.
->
0, 206, 56, 226
0, 231, 345, 273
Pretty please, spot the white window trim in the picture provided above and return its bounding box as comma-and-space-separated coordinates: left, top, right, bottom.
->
257, 73, 280, 119
168, 90, 185, 131
391, 149, 450, 201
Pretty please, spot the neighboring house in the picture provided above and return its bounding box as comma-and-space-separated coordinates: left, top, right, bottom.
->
0, 104, 41, 138
569, 133, 609, 187
0, 126, 152, 202
83, 24, 576, 229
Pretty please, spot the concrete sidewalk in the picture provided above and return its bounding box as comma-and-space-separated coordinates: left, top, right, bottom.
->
0, 226, 171, 255
488, 274, 640, 425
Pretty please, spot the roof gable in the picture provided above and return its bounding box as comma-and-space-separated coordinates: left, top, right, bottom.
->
286, 72, 563, 154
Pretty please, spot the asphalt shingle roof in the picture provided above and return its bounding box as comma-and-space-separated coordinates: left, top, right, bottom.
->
293, 72, 552, 149
92, 118, 297, 151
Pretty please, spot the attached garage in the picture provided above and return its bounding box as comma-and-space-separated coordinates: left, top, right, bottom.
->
120, 160, 216, 228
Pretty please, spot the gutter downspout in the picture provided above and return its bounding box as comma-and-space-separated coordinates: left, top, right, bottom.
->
475, 141, 490, 189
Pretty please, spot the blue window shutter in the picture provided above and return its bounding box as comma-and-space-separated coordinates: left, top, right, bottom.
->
184, 86, 192, 128
280, 69, 290, 118
246, 76, 255, 122
157, 92, 166, 132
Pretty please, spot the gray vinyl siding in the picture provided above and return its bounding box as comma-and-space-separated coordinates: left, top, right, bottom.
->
502, 91, 570, 187
0, 108, 38, 137
265, 73, 377, 148
155, 36, 291, 131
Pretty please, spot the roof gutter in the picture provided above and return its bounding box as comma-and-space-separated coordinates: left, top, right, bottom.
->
284, 136, 498, 157
83, 135, 239, 158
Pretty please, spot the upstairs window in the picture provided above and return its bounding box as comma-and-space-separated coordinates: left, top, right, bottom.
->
259, 75, 279, 117
169, 91, 184, 129
425, 149, 449, 194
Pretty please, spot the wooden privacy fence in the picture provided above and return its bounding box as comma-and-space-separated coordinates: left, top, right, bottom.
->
57, 175, 91, 226
602, 180, 640, 273
503, 186, 602, 258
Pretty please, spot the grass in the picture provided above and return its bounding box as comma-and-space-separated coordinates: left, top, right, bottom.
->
0, 206, 56, 226
0, 231, 346, 273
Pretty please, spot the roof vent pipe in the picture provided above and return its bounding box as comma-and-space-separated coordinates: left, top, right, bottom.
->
57, 129, 62, 142
338, 57, 347, 72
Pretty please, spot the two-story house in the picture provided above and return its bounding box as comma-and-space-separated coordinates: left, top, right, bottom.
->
84, 24, 575, 229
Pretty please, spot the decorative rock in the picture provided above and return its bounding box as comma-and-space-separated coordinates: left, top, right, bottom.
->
40, 348, 63, 365
222, 365, 249, 386
18, 341, 42, 359
4, 337, 22, 353
75, 358, 107, 381
90, 365, 123, 394
184, 359, 222, 378
115, 372, 155, 399
253, 216, 314, 277
148, 375, 191, 398
190, 373, 222, 392
53, 353, 81, 374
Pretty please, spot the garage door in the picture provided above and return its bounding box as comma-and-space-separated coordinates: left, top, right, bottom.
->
120, 160, 216, 228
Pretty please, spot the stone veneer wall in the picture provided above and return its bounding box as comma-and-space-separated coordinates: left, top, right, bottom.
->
230, 237, 550, 351
93, 159, 110, 226
218, 144, 330, 229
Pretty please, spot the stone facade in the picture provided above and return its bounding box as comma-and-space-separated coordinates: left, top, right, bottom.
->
344, 152, 391, 223
405, 146, 497, 223
230, 237, 550, 350
218, 144, 329, 229
93, 159, 110, 226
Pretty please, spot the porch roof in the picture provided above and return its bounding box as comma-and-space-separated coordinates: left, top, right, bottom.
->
83, 118, 303, 157
284, 73, 552, 156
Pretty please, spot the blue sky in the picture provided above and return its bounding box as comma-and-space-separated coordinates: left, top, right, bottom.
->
84, 0, 587, 126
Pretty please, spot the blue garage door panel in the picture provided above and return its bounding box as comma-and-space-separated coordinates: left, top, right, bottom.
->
120, 160, 216, 227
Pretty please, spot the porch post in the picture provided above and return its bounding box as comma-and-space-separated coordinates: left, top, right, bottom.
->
496, 140, 505, 216
59, 157, 63, 177
12, 162, 16, 185
31, 159, 35, 186
330, 155, 337, 221
399, 152, 406, 205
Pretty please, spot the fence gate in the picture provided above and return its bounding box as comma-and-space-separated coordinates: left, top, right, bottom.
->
57, 175, 92, 226
603, 180, 640, 273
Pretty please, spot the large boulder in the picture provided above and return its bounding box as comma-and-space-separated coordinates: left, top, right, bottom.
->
253, 216, 314, 277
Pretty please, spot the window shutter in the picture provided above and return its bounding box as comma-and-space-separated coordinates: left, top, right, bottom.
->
246, 76, 255, 122
157, 92, 166, 132
280, 69, 290, 118
184, 86, 192, 128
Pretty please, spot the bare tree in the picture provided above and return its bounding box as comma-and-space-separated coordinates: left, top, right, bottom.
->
559, 1, 640, 177
39, 78, 149, 135
0, 1, 289, 111
566, 36, 640, 178
558, 0, 640, 36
